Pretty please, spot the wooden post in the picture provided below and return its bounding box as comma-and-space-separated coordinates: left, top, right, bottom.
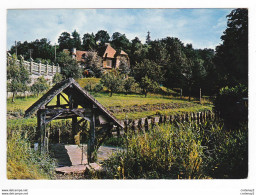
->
117, 127, 120, 137
199, 88, 202, 104
88, 105, 96, 163
124, 120, 128, 134
58, 128, 61, 143
37, 110, 46, 153
159, 115, 163, 124
138, 119, 142, 134
151, 117, 156, 129
145, 118, 149, 132
180, 88, 182, 99
72, 116, 77, 144
57, 94, 61, 107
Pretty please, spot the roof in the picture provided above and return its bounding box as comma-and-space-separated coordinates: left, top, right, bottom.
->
97, 44, 116, 59
120, 50, 128, 55
24, 78, 123, 128
75, 50, 87, 62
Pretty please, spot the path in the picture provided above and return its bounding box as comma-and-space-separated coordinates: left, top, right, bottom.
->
50, 143, 123, 176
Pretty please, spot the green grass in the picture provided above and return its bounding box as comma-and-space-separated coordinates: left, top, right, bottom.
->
76, 78, 101, 88
113, 105, 212, 120
7, 94, 69, 113
7, 91, 213, 120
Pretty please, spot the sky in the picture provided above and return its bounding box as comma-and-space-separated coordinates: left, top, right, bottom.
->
7, 8, 232, 50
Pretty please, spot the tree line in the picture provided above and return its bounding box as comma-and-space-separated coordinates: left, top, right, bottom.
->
8, 9, 248, 101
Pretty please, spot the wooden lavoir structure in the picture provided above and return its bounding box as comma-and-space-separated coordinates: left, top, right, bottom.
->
24, 78, 123, 163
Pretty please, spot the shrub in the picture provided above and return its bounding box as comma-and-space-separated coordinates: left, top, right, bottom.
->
103, 123, 206, 179
77, 78, 101, 89
100, 70, 124, 97
93, 83, 104, 92
214, 84, 248, 127
123, 77, 136, 94
52, 73, 63, 84
31, 76, 49, 97
7, 128, 56, 179
101, 121, 248, 179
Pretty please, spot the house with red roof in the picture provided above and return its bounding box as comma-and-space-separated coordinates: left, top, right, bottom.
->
71, 43, 130, 70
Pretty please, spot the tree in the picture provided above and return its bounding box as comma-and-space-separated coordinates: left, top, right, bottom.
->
52, 72, 63, 84
9, 39, 55, 61
146, 31, 151, 44
118, 56, 130, 75
7, 54, 31, 102
58, 32, 72, 51
31, 76, 49, 96
71, 30, 82, 50
123, 77, 136, 94
56, 51, 82, 79
95, 30, 110, 47
162, 37, 187, 89
214, 8, 248, 88
110, 32, 130, 52
130, 37, 148, 69
82, 33, 96, 51
133, 59, 163, 85
197, 48, 217, 95
100, 70, 123, 97
133, 59, 163, 97
140, 76, 159, 97
83, 51, 103, 77
182, 44, 207, 100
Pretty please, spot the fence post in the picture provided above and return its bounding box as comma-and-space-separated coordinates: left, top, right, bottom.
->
145, 118, 149, 132
151, 117, 156, 129
52, 64, 54, 74
29, 58, 33, 73
132, 120, 136, 134
46, 61, 49, 75
138, 119, 142, 134
199, 88, 202, 104
124, 120, 128, 134
38, 60, 41, 75
57, 63, 60, 73
159, 115, 163, 124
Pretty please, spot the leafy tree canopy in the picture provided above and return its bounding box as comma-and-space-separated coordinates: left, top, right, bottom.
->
7, 54, 31, 102
214, 8, 248, 87
95, 30, 110, 47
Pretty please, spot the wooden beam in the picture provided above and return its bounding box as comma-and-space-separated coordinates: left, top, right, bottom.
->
88, 106, 96, 163
45, 104, 69, 109
45, 112, 62, 124
72, 116, 77, 140
60, 93, 69, 104
40, 108, 91, 116
77, 118, 85, 125
37, 110, 46, 153
57, 94, 61, 106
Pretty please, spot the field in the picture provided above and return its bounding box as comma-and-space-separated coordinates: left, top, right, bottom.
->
7, 91, 212, 120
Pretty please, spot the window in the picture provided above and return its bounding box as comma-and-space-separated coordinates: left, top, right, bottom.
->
107, 60, 112, 67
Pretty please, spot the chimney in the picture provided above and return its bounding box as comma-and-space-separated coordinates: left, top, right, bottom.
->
72, 48, 77, 54
72, 48, 77, 60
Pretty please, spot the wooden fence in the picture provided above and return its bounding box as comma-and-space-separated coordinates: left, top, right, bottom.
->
113, 110, 215, 136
